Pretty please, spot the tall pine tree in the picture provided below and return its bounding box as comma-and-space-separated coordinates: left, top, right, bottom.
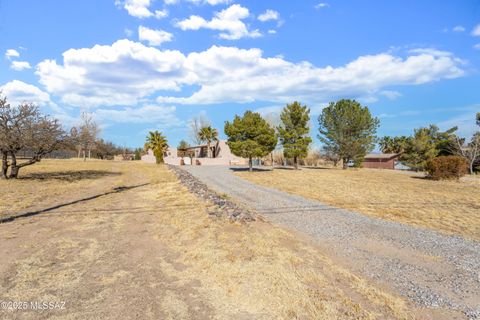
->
277, 101, 312, 169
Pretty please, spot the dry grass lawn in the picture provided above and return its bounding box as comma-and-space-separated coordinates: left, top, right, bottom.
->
0, 160, 432, 319
236, 167, 480, 241
0, 159, 124, 216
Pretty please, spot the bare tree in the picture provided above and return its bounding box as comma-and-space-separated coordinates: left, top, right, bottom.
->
188, 114, 210, 145
449, 114, 480, 174
0, 96, 66, 179
453, 135, 479, 174
72, 112, 100, 161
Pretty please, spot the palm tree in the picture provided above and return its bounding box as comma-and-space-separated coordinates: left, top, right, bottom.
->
145, 131, 168, 164
379, 136, 408, 154
199, 126, 218, 158
378, 136, 394, 153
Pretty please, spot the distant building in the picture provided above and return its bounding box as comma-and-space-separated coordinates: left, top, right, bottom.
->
142, 140, 247, 166
363, 153, 400, 170
141, 149, 156, 164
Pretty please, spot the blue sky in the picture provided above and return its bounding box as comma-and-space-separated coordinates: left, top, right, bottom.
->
1, 0, 479, 148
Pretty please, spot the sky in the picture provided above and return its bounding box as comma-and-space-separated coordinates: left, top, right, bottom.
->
1, 0, 480, 148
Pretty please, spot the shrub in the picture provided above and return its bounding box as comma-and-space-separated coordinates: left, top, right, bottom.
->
425, 156, 468, 180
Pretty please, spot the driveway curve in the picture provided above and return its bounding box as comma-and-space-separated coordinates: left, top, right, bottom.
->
181, 165, 480, 320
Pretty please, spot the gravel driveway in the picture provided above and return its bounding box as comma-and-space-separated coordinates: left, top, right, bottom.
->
182, 165, 480, 319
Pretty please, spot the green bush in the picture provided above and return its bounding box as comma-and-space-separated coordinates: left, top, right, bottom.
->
425, 156, 468, 180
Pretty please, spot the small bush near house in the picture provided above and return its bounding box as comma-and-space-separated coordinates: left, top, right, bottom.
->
425, 156, 468, 180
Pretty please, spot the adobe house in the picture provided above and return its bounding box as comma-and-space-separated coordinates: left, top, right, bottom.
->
363, 153, 400, 170
142, 140, 247, 166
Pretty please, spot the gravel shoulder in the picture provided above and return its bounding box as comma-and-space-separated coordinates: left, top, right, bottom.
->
182, 165, 480, 320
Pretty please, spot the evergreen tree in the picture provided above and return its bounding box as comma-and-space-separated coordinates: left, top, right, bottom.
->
425, 125, 458, 156
177, 140, 190, 150
401, 128, 438, 171
134, 148, 143, 161
145, 131, 168, 164
318, 99, 379, 169
277, 101, 312, 169
224, 111, 277, 171
378, 136, 409, 154
177, 140, 192, 159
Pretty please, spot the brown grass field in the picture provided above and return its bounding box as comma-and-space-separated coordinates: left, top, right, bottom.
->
0, 160, 445, 319
236, 167, 480, 241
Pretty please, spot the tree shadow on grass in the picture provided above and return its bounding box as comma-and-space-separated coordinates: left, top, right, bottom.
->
410, 175, 431, 180
19, 170, 122, 182
0, 183, 150, 224
229, 167, 273, 172
302, 166, 336, 170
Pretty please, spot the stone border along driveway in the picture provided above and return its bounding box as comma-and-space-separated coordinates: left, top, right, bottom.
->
169, 165, 255, 222
178, 165, 480, 320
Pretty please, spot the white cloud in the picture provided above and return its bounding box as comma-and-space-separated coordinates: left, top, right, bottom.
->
116, 0, 168, 19
408, 48, 457, 57
158, 46, 464, 105
379, 90, 402, 100
314, 3, 329, 9
452, 25, 465, 32
36, 39, 191, 107
154, 8, 168, 18
124, 28, 134, 37
258, 9, 279, 22
0, 80, 53, 107
175, 4, 261, 40
474, 43, 480, 50
138, 26, 173, 46
471, 24, 480, 36
437, 106, 480, 138
165, 0, 231, 5
203, 0, 230, 4
255, 105, 282, 116
35, 40, 465, 109
268, 29, 277, 34
5, 49, 20, 60
95, 104, 182, 125
10, 61, 32, 71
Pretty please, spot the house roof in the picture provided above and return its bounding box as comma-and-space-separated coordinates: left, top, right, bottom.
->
364, 153, 399, 160
179, 140, 225, 150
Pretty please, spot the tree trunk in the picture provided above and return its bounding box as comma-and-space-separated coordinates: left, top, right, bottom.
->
83, 150, 86, 162
8, 153, 19, 179
342, 158, 348, 170
271, 152, 274, 168
207, 141, 211, 158
1, 152, 8, 179
294, 156, 298, 170
470, 161, 474, 175
249, 157, 253, 172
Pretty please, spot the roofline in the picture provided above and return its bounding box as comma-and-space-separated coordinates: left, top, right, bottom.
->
364, 153, 399, 159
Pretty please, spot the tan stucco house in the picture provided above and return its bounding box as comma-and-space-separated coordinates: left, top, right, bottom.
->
142, 140, 247, 166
